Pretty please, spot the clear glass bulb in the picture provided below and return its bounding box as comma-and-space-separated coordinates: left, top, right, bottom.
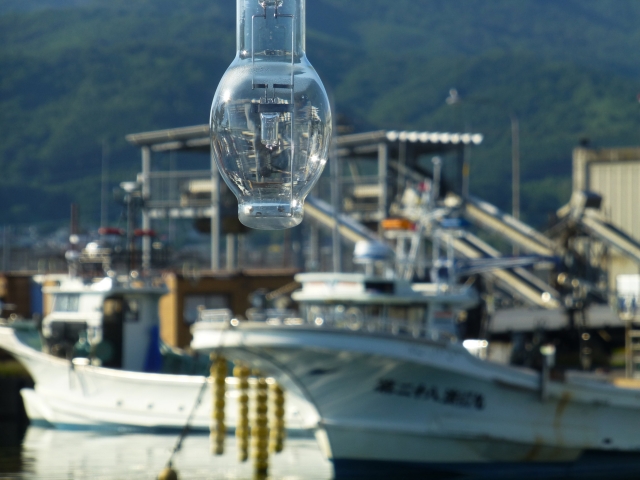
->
210, 0, 332, 230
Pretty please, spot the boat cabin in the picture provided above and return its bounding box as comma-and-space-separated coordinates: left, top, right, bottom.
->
40, 276, 167, 371
290, 272, 478, 341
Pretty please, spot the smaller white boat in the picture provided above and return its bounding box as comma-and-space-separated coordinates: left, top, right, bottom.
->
0, 272, 318, 432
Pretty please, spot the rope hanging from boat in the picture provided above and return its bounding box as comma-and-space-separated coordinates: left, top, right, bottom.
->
158, 356, 213, 480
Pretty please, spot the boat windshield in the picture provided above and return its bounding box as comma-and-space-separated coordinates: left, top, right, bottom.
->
52, 293, 103, 314
301, 303, 428, 337
52, 294, 81, 312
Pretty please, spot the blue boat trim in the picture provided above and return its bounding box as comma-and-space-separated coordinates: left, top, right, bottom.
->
27, 420, 315, 438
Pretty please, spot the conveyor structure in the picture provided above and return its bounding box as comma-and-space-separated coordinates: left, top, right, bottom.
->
306, 170, 640, 312
461, 195, 555, 257
303, 194, 562, 310
452, 232, 561, 309
304, 196, 379, 244
575, 211, 640, 265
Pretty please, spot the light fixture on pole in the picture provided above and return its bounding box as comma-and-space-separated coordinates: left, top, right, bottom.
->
446, 88, 520, 221
210, 0, 332, 230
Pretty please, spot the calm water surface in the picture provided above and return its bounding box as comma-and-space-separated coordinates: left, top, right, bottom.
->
0, 424, 332, 480
2, 423, 640, 480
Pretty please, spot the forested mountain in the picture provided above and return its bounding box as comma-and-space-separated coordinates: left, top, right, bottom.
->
1, 0, 639, 229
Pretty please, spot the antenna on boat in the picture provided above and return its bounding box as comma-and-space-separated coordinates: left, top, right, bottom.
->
397, 156, 448, 281
430, 218, 468, 292
66, 203, 81, 278
329, 91, 342, 273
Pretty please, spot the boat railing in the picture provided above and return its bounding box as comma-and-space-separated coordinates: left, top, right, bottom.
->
199, 305, 458, 343
236, 304, 459, 342
301, 304, 457, 342
198, 308, 234, 323
2, 318, 43, 351
246, 308, 300, 324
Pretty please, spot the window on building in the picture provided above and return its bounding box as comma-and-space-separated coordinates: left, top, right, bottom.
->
183, 294, 229, 324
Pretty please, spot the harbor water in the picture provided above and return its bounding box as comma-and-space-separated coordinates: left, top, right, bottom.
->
3, 422, 640, 480
0, 423, 332, 480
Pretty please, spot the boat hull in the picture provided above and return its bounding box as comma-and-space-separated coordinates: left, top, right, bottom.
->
192, 323, 640, 475
0, 325, 318, 432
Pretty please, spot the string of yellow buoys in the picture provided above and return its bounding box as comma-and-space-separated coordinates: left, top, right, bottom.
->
210, 354, 227, 455
158, 355, 287, 480
269, 382, 286, 454
234, 363, 251, 462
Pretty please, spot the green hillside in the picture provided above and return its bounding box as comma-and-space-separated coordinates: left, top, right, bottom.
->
0, 0, 639, 229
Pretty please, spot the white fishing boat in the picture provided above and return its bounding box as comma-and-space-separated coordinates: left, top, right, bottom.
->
191, 247, 640, 478
0, 272, 318, 432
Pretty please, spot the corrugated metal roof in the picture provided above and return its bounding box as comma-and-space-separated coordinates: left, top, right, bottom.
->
125, 125, 483, 154
125, 125, 210, 152
335, 129, 482, 147
387, 130, 483, 145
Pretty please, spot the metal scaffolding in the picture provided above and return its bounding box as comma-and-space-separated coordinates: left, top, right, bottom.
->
125, 125, 483, 272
